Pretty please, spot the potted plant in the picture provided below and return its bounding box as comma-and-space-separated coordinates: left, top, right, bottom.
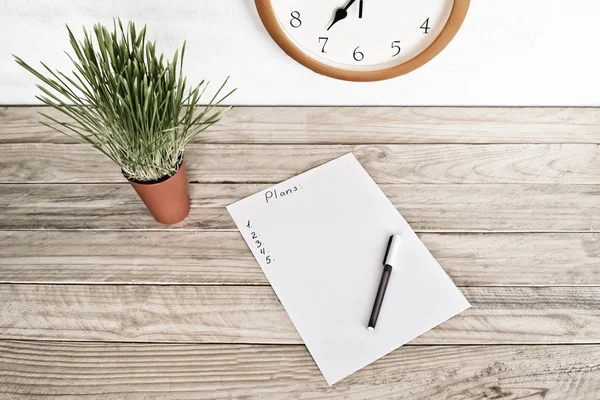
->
14, 20, 234, 224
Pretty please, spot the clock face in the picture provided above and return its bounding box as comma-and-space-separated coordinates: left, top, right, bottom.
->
269, 0, 455, 72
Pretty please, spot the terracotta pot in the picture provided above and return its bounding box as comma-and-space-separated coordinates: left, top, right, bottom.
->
127, 159, 190, 224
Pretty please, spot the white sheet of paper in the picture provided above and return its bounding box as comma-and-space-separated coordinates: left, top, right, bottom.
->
227, 153, 471, 385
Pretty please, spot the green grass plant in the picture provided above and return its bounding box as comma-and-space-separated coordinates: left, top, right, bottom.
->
15, 19, 234, 182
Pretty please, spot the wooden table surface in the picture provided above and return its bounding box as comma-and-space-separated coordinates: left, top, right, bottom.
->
1, 106, 599, 399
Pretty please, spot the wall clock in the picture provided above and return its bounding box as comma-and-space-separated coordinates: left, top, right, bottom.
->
255, 0, 470, 82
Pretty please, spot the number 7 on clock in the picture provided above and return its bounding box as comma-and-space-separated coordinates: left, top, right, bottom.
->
319, 37, 328, 53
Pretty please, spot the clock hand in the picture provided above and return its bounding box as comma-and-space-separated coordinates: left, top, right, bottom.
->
359, 0, 363, 18
327, 0, 356, 31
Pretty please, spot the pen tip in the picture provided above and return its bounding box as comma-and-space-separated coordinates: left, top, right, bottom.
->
368, 326, 374, 331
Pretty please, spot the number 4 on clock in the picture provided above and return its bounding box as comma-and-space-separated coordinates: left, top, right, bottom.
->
420, 18, 430, 34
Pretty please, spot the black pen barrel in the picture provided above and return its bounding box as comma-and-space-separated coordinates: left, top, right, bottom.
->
368, 264, 393, 329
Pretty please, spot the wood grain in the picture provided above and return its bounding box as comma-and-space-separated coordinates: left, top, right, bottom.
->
1, 105, 599, 398
1, 341, 599, 399
2, 143, 599, 184
1, 183, 598, 231
2, 106, 600, 144
1, 231, 598, 286
0, 285, 598, 344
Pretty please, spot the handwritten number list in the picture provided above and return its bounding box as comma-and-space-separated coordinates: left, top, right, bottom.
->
246, 220, 273, 265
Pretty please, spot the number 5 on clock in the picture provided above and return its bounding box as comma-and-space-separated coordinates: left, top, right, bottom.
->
391, 40, 401, 57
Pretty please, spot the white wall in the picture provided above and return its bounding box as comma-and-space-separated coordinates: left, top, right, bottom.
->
1, 0, 599, 106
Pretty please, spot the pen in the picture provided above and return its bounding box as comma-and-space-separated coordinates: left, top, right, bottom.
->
368, 234, 402, 330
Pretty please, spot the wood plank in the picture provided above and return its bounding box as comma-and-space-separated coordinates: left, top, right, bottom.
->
0, 183, 597, 231
1, 231, 598, 286
0, 230, 261, 285
2, 143, 600, 184
0, 285, 598, 344
2, 106, 600, 144
1, 341, 599, 399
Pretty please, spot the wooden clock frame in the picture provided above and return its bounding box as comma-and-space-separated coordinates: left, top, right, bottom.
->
255, 0, 470, 82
